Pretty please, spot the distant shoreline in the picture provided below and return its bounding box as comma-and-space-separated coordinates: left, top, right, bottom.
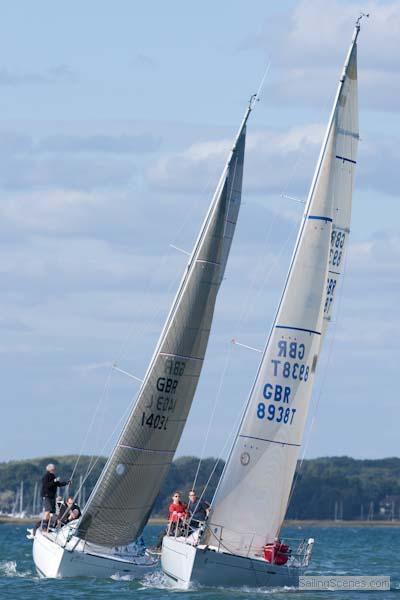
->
1, 515, 399, 527
283, 519, 400, 528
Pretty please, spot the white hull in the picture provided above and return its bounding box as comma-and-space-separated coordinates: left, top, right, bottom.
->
33, 528, 158, 579
161, 536, 304, 590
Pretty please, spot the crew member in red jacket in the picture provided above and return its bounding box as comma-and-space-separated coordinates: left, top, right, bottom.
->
169, 491, 187, 526
156, 491, 187, 549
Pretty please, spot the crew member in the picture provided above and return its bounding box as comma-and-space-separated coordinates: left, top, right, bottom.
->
59, 496, 81, 526
168, 491, 187, 528
41, 463, 71, 522
156, 491, 187, 549
187, 490, 209, 528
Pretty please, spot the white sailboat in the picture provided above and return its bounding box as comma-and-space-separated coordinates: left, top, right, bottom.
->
161, 17, 362, 589
32, 97, 255, 578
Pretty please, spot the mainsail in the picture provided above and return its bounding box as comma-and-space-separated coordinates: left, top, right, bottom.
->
77, 102, 253, 547
206, 29, 359, 557
322, 43, 358, 335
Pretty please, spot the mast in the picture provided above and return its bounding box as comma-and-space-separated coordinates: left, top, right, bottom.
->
206, 19, 363, 557
77, 475, 83, 506
19, 481, 24, 515
32, 482, 38, 515
76, 97, 255, 548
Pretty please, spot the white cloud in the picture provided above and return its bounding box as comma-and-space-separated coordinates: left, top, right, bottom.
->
146, 124, 324, 196
285, 0, 400, 70
0, 64, 77, 86
39, 133, 161, 154
241, 0, 400, 112
146, 122, 398, 198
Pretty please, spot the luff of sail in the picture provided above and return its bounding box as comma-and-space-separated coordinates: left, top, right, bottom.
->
206, 30, 360, 558
77, 104, 252, 547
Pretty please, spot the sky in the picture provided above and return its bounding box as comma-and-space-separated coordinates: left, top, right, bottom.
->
0, 0, 399, 463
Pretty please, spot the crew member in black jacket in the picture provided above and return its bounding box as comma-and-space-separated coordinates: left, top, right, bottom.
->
42, 463, 71, 521
59, 496, 81, 525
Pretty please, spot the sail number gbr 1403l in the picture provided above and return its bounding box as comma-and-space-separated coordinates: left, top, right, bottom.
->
257, 340, 310, 427
141, 359, 186, 432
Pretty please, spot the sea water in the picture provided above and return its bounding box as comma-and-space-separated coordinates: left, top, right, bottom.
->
0, 523, 398, 599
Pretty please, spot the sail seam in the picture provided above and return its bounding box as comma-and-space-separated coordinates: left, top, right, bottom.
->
275, 325, 321, 336
159, 352, 203, 361
337, 127, 359, 139
308, 215, 333, 223
239, 434, 301, 448
335, 154, 356, 164
118, 444, 175, 454
195, 259, 221, 266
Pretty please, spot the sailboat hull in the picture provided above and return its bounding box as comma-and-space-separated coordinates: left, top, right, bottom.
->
33, 528, 158, 579
161, 536, 303, 590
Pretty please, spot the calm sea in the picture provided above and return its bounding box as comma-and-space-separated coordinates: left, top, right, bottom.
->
0, 523, 398, 599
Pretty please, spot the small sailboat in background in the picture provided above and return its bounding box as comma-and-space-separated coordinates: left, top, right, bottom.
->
32, 97, 255, 578
162, 16, 363, 589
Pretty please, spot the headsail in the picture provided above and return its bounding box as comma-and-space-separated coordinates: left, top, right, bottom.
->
205, 27, 360, 557
77, 102, 253, 547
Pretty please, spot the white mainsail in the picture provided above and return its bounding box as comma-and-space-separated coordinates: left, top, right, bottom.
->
76, 101, 254, 548
206, 31, 359, 558
322, 43, 358, 334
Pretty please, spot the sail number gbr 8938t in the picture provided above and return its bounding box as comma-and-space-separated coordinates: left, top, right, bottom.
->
141, 358, 186, 431
256, 339, 311, 426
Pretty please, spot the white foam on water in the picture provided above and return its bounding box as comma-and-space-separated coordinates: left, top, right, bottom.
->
0, 560, 32, 578
0, 561, 17, 576
222, 584, 298, 595
139, 569, 194, 591
110, 572, 137, 581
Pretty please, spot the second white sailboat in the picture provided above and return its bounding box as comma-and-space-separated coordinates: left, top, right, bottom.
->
161, 16, 362, 589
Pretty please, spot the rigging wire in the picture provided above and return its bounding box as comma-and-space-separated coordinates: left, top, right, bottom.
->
69, 57, 274, 489
191, 390, 248, 516
190, 206, 301, 497
68, 142, 227, 481
69, 58, 306, 514
255, 61, 271, 102
189, 136, 307, 501
191, 341, 234, 491
69, 392, 138, 504
69, 368, 113, 485
191, 144, 241, 491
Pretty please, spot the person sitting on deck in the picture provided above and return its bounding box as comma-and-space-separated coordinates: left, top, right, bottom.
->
186, 489, 210, 529
58, 496, 81, 526
41, 463, 71, 523
168, 491, 187, 533
155, 491, 187, 549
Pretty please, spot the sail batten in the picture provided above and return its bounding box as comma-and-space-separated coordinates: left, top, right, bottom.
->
76, 107, 251, 548
206, 30, 360, 558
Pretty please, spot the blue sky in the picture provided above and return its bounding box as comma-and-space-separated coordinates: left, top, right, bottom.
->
0, 0, 399, 462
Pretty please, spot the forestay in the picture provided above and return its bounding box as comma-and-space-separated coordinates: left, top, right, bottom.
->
77, 105, 251, 547
206, 32, 359, 558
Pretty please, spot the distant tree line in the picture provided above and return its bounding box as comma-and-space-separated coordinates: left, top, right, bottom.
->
0, 455, 399, 520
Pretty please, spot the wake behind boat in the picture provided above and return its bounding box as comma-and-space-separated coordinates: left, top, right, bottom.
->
161, 16, 363, 590
31, 95, 254, 578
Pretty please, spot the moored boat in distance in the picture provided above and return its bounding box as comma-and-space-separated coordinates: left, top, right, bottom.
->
161, 15, 364, 590
32, 94, 255, 578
